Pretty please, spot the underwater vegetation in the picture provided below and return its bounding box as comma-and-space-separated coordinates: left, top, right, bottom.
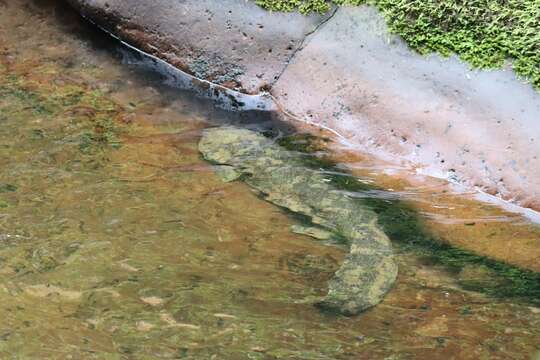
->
256, 0, 540, 90
0, 63, 125, 163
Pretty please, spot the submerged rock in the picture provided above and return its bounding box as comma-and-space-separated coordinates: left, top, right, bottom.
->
199, 127, 398, 315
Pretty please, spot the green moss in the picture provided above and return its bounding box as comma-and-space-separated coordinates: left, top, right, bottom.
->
256, 0, 540, 90
256, 0, 332, 13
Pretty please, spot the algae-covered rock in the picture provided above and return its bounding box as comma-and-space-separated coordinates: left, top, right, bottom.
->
199, 127, 398, 315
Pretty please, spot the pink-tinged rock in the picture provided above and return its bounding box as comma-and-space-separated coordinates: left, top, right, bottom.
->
273, 6, 540, 211
66, 0, 332, 94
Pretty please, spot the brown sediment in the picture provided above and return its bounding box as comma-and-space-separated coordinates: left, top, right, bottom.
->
123, 131, 202, 146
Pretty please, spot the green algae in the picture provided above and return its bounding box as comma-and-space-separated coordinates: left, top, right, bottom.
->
0, 71, 123, 159
256, 0, 540, 90
0, 184, 17, 193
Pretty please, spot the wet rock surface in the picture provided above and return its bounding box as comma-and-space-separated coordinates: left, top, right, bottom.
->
272, 6, 540, 211
66, 0, 331, 94
67, 0, 540, 213
199, 127, 398, 315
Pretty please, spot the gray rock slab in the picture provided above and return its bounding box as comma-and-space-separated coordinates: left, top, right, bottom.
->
273, 6, 540, 210
67, 0, 331, 94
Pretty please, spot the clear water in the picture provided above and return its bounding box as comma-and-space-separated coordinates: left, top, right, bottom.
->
0, 1, 538, 359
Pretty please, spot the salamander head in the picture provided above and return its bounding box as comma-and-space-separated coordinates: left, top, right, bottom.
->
199, 126, 271, 165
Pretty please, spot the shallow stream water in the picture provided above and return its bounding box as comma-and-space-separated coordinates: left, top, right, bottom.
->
0, 1, 539, 359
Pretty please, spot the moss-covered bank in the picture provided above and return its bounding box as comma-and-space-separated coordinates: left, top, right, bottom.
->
256, 0, 540, 90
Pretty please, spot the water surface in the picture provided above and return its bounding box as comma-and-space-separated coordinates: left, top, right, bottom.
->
0, 1, 539, 359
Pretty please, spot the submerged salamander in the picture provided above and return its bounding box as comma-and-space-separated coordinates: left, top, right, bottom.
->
199, 127, 397, 315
